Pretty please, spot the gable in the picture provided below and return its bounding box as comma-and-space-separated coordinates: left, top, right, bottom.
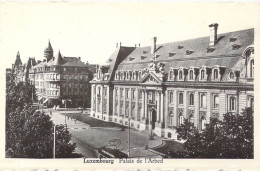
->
140, 72, 162, 84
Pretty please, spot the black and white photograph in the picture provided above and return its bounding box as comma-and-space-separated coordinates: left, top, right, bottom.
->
1, 1, 259, 169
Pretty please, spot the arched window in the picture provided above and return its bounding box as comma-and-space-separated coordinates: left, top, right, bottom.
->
169, 71, 173, 80
169, 91, 174, 103
189, 114, 194, 123
200, 94, 206, 108
213, 95, 219, 108
213, 69, 219, 80
229, 71, 234, 79
250, 59, 254, 78
179, 92, 183, 105
189, 70, 194, 80
179, 70, 183, 80
189, 93, 194, 106
169, 110, 174, 126
200, 116, 206, 130
229, 96, 236, 111
200, 69, 205, 80
179, 114, 184, 125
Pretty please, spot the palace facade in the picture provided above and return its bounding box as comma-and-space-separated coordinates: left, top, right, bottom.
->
91, 24, 254, 139
28, 41, 93, 108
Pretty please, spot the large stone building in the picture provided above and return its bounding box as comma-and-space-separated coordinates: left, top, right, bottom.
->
29, 41, 93, 108
90, 24, 254, 139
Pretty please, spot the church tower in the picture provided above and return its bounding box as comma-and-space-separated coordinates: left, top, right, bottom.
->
44, 40, 54, 62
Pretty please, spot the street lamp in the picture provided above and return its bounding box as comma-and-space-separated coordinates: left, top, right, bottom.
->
53, 124, 56, 159
128, 117, 130, 157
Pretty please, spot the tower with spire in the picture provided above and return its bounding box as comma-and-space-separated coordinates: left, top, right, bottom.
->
44, 40, 54, 62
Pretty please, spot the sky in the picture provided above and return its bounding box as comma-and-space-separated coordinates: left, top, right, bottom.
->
0, 2, 259, 68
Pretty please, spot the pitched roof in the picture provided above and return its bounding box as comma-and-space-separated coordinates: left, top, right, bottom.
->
103, 46, 136, 81
117, 28, 254, 72
14, 51, 22, 66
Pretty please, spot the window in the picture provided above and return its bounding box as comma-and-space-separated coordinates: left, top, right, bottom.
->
169, 70, 174, 80
250, 59, 254, 78
169, 91, 174, 103
126, 89, 129, 99
229, 71, 234, 79
189, 70, 194, 80
213, 95, 219, 108
98, 87, 101, 96
132, 90, 136, 99
179, 70, 183, 80
200, 69, 205, 80
213, 69, 219, 80
179, 115, 184, 125
115, 89, 118, 97
169, 110, 174, 126
229, 96, 236, 112
200, 116, 206, 130
64, 68, 66, 72
189, 93, 194, 106
248, 97, 254, 108
120, 88, 123, 98
179, 92, 183, 105
200, 94, 206, 108
139, 90, 142, 99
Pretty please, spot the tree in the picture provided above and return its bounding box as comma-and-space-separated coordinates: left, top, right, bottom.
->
6, 82, 76, 158
171, 108, 253, 158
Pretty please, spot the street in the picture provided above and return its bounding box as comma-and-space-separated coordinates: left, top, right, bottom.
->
49, 110, 163, 158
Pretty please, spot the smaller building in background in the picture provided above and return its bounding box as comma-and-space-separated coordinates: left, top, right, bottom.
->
28, 41, 93, 108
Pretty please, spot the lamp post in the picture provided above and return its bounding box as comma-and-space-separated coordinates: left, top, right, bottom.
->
128, 117, 130, 157
53, 124, 56, 159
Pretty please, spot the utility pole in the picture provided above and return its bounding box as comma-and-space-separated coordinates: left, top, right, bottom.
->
53, 125, 56, 159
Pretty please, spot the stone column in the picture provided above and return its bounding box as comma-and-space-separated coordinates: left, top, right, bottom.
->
123, 88, 126, 117
156, 91, 160, 122
165, 89, 168, 127
239, 90, 247, 114
129, 89, 132, 119
206, 92, 211, 124
107, 86, 110, 116
183, 90, 187, 118
194, 91, 199, 127
219, 90, 226, 120
144, 90, 148, 121
95, 86, 98, 113
100, 85, 103, 114
112, 87, 116, 116
142, 90, 145, 119
173, 90, 178, 126
135, 89, 138, 121
118, 87, 121, 116
160, 91, 164, 124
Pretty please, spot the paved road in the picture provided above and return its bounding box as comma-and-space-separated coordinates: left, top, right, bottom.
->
49, 110, 163, 158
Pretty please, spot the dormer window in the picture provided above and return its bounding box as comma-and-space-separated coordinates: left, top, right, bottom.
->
169, 52, 176, 57
141, 56, 146, 60
199, 67, 207, 81
129, 57, 135, 61
212, 66, 221, 81
229, 71, 234, 79
186, 50, 194, 55
169, 70, 174, 80
188, 68, 195, 81
213, 69, 219, 79
178, 45, 184, 49
207, 47, 216, 53
230, 37, 237, 42
178, 69, 183, 81
232, 44, 241, 50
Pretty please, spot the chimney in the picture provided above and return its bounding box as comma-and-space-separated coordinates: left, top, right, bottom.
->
120, 42, 122, 47
151, 37, 157, 54
116, 43, 118, 48
78, 57, 81, 61
209, 23, 218, 46
139, 43, 140, 48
